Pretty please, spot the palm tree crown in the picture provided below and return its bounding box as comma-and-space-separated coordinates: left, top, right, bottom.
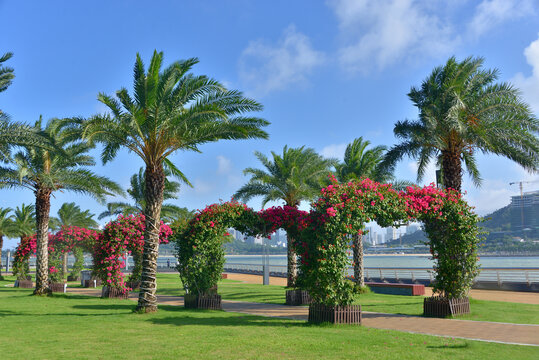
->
99, 167, 185, 223
50, 202, 98, 230
82, 50, 268, 312
382, 56, 539, 192
12, 204, 35, 238
234, 145, 336, 208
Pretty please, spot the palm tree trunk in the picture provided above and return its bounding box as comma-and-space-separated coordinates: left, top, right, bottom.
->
62, 252, 68, 279
0, 234, 3, 277
136, 165, 165, 313
287, 236, 297, 288
442, 150, 462, 192
353, 233, 365, 287
34, 188, 52, 295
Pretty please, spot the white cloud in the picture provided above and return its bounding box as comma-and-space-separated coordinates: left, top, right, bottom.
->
320, 143, 347, 160
468, 0, 534, 38
239, 25, 326, 95
328, 0, 458, 73
512, 34, 539, 113
216, 155, 232, 175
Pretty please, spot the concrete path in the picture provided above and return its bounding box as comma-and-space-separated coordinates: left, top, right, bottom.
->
66, 287, 539, 346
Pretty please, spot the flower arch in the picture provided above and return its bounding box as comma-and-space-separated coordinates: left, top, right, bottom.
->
93, 213, 172, 294
174, 178, 482, 306
52, 226, 100, 280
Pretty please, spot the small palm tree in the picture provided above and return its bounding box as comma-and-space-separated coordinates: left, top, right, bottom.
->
99, 167, 185, 223
0, 117, 123, 295
334, 137, 414, 287
0, 207, 14, 278
382, 56, 539, 192
234, 145, 336, 287
11, 204, 36, 279
82, 50, 268, 312
49, 202, 98, 277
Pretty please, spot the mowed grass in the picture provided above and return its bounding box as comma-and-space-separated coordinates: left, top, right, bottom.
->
1, 280, 537, 359
155, 273, 539, 324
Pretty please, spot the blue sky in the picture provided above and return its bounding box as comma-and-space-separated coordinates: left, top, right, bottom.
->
1, 0, 539, 248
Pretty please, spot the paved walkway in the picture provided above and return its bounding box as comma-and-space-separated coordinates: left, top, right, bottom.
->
66, 287, 539, 346
225, 273, 539, 305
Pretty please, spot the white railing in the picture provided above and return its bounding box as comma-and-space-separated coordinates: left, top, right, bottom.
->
223, 263, 539, 288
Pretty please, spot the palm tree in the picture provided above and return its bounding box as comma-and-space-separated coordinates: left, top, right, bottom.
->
11, 204, 36, 279
335, 137, 415, 288
0, 207, 14, 278
99, 167, 185, 223
234, 145, 336, 287
82, 50, 268, 312
0, 117, 123, 295
49, 202, 98, 277
382, 56, 539, 192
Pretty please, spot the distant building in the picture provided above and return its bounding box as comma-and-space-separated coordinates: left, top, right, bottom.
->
510, 190, 539, 231
386, 226, 398, 242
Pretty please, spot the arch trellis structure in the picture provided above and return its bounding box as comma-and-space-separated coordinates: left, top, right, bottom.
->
174, 178, 482, 309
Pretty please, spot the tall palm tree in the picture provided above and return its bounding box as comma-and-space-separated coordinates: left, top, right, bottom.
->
335, 137, 414, 288
382, 56, 539, 192
0, 117, 123, 295
11, 204, 36, 279
98, 167, 184, 223
234, 145, 336, 287
0, 207, 14, 278
82, 50, 268, 312
49, 202, 98, 276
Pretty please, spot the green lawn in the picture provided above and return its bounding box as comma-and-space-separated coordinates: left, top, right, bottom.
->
0, 280, 537, 359
155, 273, 539, 324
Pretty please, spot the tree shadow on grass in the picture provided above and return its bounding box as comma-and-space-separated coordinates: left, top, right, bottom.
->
71, 303, 136, 311
148, 313, 307, 328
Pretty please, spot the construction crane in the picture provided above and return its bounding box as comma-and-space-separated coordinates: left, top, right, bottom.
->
509, 180, 539, 231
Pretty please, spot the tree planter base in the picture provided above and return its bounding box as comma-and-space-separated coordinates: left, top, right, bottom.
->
184, 293, 222, 310
101, 286, 128, 299
285, 289, 311, 305
14, 279, 33, 288
308, 304, 362, 325
125, 280, 140, 290
83, 278, 102, 288
49, 282, 66, 293
423, 296, 470, 317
